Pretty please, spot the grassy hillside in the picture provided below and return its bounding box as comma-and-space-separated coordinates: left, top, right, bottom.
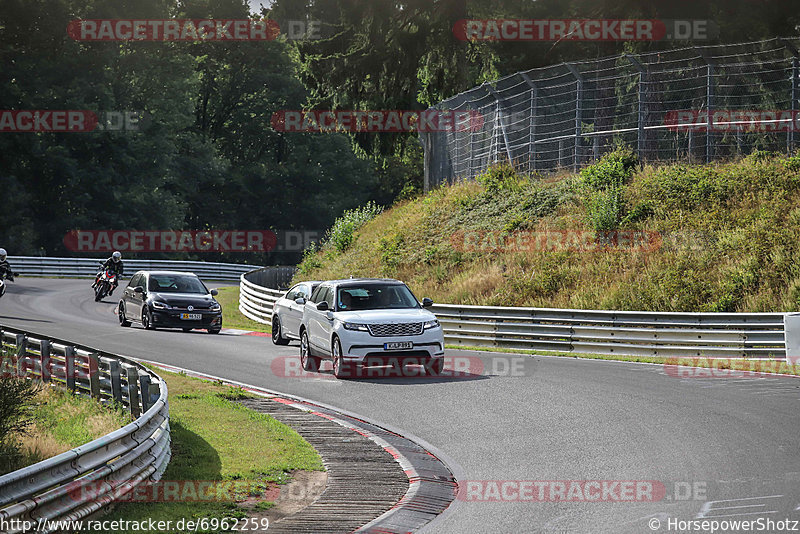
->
295, 150, 800, 313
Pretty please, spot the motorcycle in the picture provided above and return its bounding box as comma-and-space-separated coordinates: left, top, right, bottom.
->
0, 272, 18, 300
93, 269, 118, 302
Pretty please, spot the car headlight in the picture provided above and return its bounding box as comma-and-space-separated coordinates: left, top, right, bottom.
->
151, 301, 171, 310
423, 319, 440, 330
343, 322, 369, 332
209, 302, 221, 311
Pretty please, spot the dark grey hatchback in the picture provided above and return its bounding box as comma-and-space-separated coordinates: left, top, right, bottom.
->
118, 271, 223, 334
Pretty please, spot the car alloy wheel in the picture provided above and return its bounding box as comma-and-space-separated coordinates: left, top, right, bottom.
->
142, 308, 155, 330
118, 303, 131, 327
332, 337, 351, 379
272, 316, 290, 345
300, 330, 319, 372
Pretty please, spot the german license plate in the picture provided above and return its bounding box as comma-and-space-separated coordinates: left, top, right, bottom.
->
384, 341, 413, 350
181, 313, 202, 320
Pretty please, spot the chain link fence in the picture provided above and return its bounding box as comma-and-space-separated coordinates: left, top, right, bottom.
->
420, 38, 800, 190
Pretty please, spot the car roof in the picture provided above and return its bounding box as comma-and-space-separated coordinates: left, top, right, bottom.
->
135, 270, 201, 277
324, 278, 403, 286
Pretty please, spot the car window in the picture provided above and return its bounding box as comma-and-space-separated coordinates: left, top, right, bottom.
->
285, 285, 300, 301
324, 287, 335, 308
309, 285, 326, 303
336, 284, 420, 311
128, 274, 141, 288
299, 284, 312, 298
148, 274, 208, 294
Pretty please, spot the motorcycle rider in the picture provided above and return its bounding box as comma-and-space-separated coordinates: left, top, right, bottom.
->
0, 248, 14, 281
94, 251, 123, 295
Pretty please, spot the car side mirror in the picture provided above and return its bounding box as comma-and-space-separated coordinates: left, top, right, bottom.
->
422, 297, 434, 307
134, 286, 144, 294
316, 301, 329, 311
210, 289, 219, 296
295, 297, 306, 305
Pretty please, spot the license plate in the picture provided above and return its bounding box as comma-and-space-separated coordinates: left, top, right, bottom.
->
384, 342, 413, 350
181, 313, 202, 320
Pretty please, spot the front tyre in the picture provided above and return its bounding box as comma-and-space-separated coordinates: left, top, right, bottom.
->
332, 337, 353, 379
142, 307, 155, 330
300, 330, 321, 372
271, 316, 290, 346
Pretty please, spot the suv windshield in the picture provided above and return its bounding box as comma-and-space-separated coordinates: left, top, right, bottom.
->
148, 274, 208, 294
337, 284, 419, 311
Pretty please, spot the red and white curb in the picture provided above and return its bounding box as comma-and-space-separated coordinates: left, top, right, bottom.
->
135, 359, 460, 533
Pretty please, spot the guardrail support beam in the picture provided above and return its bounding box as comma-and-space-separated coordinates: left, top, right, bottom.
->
40, 339, 51, 383
88, 353, 101, 398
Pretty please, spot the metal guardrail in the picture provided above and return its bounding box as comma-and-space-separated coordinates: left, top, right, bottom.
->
0, 325, 170, 533
431, 304, 786, 359
238, 270, 786, 358
239, 271, 286, 325
9, 256, 260, 282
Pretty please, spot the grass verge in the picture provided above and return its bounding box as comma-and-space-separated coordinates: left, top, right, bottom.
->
107, 368, 324, 533
3, 386, 131, 474
213, 286, 271, 334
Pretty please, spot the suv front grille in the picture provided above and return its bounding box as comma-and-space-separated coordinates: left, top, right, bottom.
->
367, 322, 424, 337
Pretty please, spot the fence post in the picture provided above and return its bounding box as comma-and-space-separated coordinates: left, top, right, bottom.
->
484, 83, 514, 165
15, 334, 27, 378
139, 374, 152, 412
65, 345, 76, 391
698, 52, 716, 164
88, 353, 101, 399
626, 54, 647, 159
566, 64, 583, 172
519, 72, 538, 173
124, 364, 141, 418
108, 358, 122, 404
40, 339, 51, 383
785, 40, 799, 154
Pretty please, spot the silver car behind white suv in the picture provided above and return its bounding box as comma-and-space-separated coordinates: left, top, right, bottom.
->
299, 279, 445, 378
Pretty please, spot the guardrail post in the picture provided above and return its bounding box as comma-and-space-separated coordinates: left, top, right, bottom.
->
65, 345, 76, 391
88, 353, 101, 399
108, 359, 122, 404
139, 374, 153, 412
566, 63, 584, 172
40, 339, 51, 383
124, 364, 141, 417
15, 334, 27, 378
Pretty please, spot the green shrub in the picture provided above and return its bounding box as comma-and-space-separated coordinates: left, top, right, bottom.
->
476, 161, 524, 193
579, 147, 638, 230
323, 201, 383, 253
0, 377, 39, 474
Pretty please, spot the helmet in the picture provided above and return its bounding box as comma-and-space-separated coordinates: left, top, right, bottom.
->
112, 251, 122, 262
0, 248, 6, 261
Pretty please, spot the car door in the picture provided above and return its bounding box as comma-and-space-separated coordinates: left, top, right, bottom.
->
281, 285, 302, 338
122, 273, 138, 317
128, 273, 146, 318
306, 285, 332, 355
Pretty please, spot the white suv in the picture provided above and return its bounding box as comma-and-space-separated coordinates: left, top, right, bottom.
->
299, 279, 445, 378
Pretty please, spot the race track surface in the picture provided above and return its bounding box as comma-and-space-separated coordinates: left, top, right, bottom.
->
3, 278, 800, 533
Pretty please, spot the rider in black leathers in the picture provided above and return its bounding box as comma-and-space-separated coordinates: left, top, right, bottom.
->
0, 248, 13, 281
94, 251, 124, 295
